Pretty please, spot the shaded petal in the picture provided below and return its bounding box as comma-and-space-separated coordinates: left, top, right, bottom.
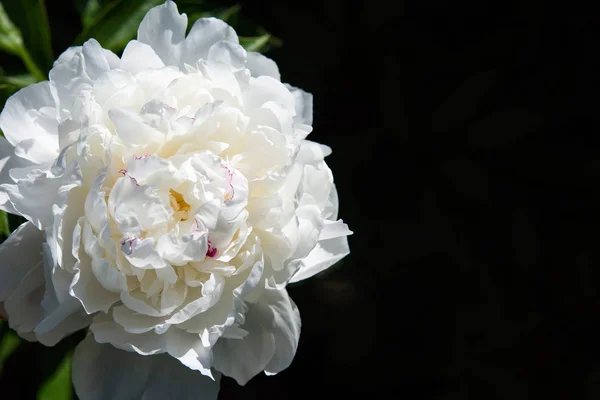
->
4, 261, 45, 337
289, 220, 351, 283
70, 220, 120, 314
243, 76, 295, 115
54, 45, 119, 69
73, 335, 155, 400
0, 136, 33, 214
109, 107, 166, 146
182, 18, 239, 67
0, 82, 59, 164
212, 287, 300, 384
286, 84, 313, 126
142, 351, 221, 400
0, 160, 83, 229
121, 40, 165, 74
247, 52, 280, 80
81, 39, 112, 80
166, 328, 214, 377
137, 0, 187, 66
0, 222, 44, 302
212, 305, 275, 385
166, 274, 225, 324
72, 335, 220, 400
262, 288, 301, 375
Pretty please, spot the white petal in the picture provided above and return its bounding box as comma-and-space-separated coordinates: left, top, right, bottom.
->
0, 160, 83, 229
181, 18, 239, 67
4, 261, 45, 336
247, 52, 280, 80
2, 233, 90, 343
212, 310, 275, 385
0, 222, 44, 302
0, 82, 59, 164
0, 137, 32, 214
109, 107, 166, 146
165, 328, 213, 377
70, 223, 120, 314
286, 84, 313, 126
262, 288, 301, 375
212, 286, 297, 384
166, 274, 225, 324
137, 0, 187, 66
112, 305, 168, 334
54, 45, 119, 69
91, 313, 167, 355
289, 220, 351, 283
81, 39, 112, 80
34, 297, 90, 346
121, 40, 165, 74
142, 351, 221, 400
244, 76, 296, 115
72, 335, 155, 400
207, 40, 247, 72
72, 335, 221, 400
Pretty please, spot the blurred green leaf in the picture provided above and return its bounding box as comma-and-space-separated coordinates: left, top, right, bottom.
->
0, 321, 21, 372
0, 73, 36, 88
37, 352, 73, 400
79, 0, 105, 28
216, 4, 241, 23
0, 210, 9, 237
1, 0, 53, 73
240, 33, 281, 53
0, 2, 46, 81
0, 2, 23, 55
74, 0, 164, 52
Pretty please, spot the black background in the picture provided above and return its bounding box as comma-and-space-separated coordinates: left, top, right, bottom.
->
3, 0, 600, 398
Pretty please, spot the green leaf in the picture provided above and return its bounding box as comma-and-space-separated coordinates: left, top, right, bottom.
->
240, 33, 281, 53
0, 2, 46, 81
0, 2, 23, 55
0, 210, 9, 237
1, 0, 53, 73
0, 321, 21, 372
80, 0, 106, 29
74, 0, 164, 53
0, 73, 36, 88
216, 4, 241, 23
37, 352, 73, 400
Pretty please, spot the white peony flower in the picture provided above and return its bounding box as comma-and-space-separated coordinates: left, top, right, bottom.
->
0, 1, 351, 398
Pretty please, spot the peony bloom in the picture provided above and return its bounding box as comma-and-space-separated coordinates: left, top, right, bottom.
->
0, 1, 351, 398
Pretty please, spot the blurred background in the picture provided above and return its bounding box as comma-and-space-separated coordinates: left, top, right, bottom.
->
2, 0, 600, 398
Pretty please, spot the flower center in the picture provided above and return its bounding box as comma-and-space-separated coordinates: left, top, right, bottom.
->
169, 189, 191, 221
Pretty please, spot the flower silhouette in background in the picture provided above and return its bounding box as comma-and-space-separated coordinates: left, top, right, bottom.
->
0, 1, 351, 398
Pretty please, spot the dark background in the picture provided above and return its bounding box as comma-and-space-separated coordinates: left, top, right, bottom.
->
3, 0, 600, 398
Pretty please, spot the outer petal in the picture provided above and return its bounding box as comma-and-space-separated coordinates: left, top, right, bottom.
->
72, 336, 221, 400
121, 40, 165, 74
247, 52, 281, 81
0, 222, 44, 302
1, 229, 90, 344
182, 18, 241, 68
0, 81, 59, 164
0, 160, 83, 229
262, 288, 301, 375
53, 45, 120, 69
137, 0, 187, 66
212, 287, 300, 384
289, 219, 352, 283
4, 261, 45, 339
0, 136, 33, 214
286, 84, 313, 126
142, 352, 221, 400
